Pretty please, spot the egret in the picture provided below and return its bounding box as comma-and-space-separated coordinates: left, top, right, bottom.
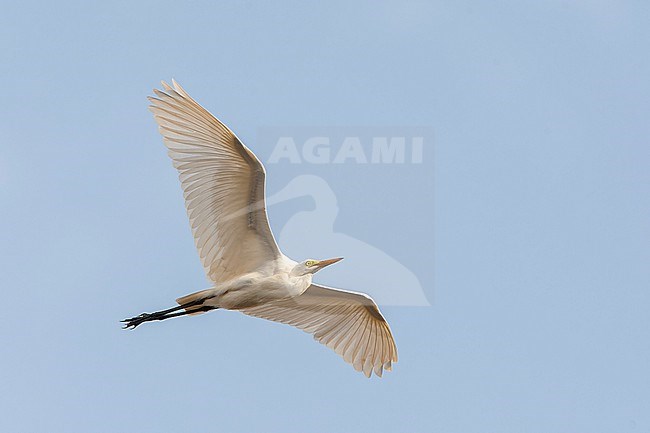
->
122, 80, 398, 377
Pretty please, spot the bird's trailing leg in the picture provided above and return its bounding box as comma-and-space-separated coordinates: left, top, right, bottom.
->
121, 299, 216, 329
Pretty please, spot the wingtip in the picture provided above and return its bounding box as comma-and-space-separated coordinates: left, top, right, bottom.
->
172, 78, 188, 97
362, 358, 373, 377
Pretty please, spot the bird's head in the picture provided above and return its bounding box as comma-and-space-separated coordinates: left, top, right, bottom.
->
292, 257, 343, 276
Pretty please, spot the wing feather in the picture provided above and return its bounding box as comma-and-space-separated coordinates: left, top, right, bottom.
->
240, 283, 398, 377
149, 80, 281, 283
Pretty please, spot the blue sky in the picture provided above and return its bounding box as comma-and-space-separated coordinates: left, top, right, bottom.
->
1, 1, 649, 432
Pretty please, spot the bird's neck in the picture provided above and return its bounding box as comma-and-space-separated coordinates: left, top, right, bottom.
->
289, 273, 312, 295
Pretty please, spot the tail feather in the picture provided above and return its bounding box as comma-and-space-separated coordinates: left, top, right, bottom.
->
176, 289, 214, 315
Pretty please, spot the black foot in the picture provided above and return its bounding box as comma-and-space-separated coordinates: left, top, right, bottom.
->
121, 313, 153, 329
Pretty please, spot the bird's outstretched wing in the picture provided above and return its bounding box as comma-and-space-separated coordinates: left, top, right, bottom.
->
240, 283, 398, 377
149, 80, 281, 283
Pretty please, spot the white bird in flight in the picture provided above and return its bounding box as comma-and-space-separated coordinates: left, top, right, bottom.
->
122, 80, 398, 377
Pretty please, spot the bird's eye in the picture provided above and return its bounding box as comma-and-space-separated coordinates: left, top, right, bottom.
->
306, 260, 315, 266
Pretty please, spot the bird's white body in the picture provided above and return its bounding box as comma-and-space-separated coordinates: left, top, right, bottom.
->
202, 256, 312, 310
125, 80, 398, 378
